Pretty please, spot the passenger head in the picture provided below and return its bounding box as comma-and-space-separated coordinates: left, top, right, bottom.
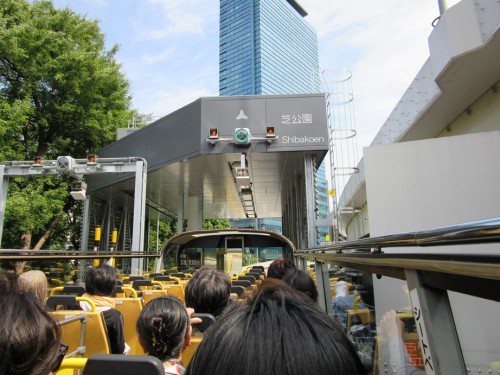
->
18, 270, 48, 304
282, 268, 319, 304
185, 265, 231, 317
186, 278, 366, 375
0, 270, 19, 294
137, 296, 191, 361
266, 257, 296, 279
84, 265, 117, 296
0, 292, 63, 375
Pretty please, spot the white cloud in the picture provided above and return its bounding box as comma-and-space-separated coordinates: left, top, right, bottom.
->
140, 48, 175, 65
138, 0, 218, 40
133, 86, 217, 116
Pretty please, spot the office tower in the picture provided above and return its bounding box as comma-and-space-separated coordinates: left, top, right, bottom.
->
219, 0, 320, 95
219, 0, 330, 242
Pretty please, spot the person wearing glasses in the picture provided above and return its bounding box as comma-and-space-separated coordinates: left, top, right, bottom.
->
0, 270, 66, 375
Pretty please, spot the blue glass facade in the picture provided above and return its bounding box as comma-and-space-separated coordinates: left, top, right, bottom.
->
220, 0, 329, 243
219, 0, 320, 96
229, 218, 283, 233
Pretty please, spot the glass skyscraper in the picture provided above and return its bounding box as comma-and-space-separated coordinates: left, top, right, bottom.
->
219, 0, 330, 243
219, 0, 320, 95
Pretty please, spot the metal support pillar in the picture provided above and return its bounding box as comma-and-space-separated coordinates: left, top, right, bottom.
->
177, 194, 184, 234
405, 269, 466, 375
304, 154, 317, 249
131, 160, 147, 275
187, 194, 203, 230
0, 165, 7, 247
78, 196, 92, 283
315, 260, 333, 315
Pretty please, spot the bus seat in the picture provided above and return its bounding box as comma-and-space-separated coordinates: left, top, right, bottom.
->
147, 273, 164, 279
165, 284, 185, 304
182, 336, 202, 368
230, 285, 245, 298
170, 272, 187, 280
251, 265, 265, 273
132, 280, 153, 291
54, 358, 87, 375
122, 276, 146, 285
153, 275, 176, 285
48, 296, 111, 357
113, 296, 144, 355
346, 296, 372, 331
246, 271, 263, 282
50, 285, 86, 297
163, 269, 178, 275
231, 280, 252, 289
81, 354, 164, 375
248, 268, 263, 277
141, 289, 168, 305
191, 313, 216, 334
238, 275, 256, 284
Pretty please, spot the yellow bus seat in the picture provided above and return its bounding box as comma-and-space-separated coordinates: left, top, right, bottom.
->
182, 336, 202, 368
81, 354, 164, 375
165, 284, 185, 304
346, 296, 372, 331
230, 285, 245, 299
50, 285, 86, 297
54, 358, 87, 375
141, 289, 168, 305
113, 297, 144, 355
48, 296, 111, 357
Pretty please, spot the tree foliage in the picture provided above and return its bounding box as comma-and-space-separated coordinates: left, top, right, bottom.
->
0, 0, 137, 250
203, 219, 231, 230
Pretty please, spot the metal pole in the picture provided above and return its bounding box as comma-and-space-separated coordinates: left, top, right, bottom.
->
405, 269, 466, 374
0, 165, 8, 247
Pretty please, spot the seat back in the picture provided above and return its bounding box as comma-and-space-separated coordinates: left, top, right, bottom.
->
251, 265, 265, 273
132, 280, 153, 291
182, 336, 202, 368
246, 271, 262, 281
113, 297, 144, 355
166, 284, 185, 304
231, 280, 251, 289
49, 296, 110, 357
50, 285, 87, 296
170, 272, 187, 280
141, 289, 168, 305
238, 275, 256, 284
192, 313, 216, 334
82, 354, 164, 375
230, 285, 245, 298
153, 275, 176, 284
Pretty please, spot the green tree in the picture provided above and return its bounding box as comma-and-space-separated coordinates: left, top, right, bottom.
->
0, 0, 138, 251
148, 220, 176, 252
203, 219, 231, 230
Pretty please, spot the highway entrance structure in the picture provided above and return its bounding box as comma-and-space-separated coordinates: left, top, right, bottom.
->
84, 94, 329, 270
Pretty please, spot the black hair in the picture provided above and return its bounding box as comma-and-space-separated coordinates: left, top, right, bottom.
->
0, 292, 61, 375
186, 278, 366, 375
185, 265, 231, 317
266, 258, 296, 279
84, 265, 117, 296
0, 270, 19, 294
136, 297, 190, 361
282, 268, 319, 303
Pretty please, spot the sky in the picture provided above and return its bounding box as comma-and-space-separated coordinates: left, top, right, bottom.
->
51, 0, 460, 163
